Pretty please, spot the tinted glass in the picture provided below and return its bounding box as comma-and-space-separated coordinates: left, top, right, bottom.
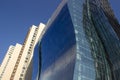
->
40, 4, 76, 80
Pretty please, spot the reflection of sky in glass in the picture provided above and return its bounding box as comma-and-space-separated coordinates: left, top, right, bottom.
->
32, 43, 40, 80
40, 45, 76, 80
41, 4, 76, 71
40, 4, 76, 80
32, 0, 120, 80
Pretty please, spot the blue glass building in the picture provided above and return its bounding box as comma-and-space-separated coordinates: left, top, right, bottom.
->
32, 0, 120, 80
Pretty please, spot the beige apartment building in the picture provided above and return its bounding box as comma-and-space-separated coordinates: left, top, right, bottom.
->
0, 43, 22, 80
0, 23, 45, 80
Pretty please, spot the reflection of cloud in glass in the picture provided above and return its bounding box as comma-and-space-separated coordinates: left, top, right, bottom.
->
41, 45, 76, 80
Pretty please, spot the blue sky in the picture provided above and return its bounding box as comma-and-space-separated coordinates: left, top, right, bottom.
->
0, 0, 120, 63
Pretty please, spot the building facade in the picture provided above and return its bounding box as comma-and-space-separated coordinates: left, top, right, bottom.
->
33, 0, 120, 80
0, 43, 22, 80
0, 23, 45, 80
11, 23, 45, 80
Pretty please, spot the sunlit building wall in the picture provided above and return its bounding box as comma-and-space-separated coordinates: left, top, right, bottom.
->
0, 43, 22, 80
0, 23, 45, 80
11, 23, 45, 80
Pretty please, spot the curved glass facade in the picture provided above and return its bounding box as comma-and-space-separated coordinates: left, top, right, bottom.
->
67, 0, 112, 79
33, 0, 120, 80
89, 1, 120, 79
40, 4, 76, 80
